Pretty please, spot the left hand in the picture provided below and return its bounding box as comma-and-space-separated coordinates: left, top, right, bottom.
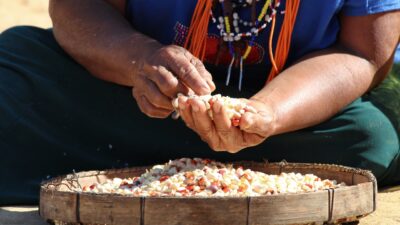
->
177, 96, 276, 153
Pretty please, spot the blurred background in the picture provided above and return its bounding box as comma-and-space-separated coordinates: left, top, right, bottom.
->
0, 0, 51, 32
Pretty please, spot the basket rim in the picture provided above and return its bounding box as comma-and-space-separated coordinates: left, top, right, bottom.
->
39, 161, 378, 225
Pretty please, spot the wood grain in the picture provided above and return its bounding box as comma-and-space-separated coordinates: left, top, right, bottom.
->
40, 162, 377, 225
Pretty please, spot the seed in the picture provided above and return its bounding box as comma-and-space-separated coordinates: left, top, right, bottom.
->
159, 175, 170, 182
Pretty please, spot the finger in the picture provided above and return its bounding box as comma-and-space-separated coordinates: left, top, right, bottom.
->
132, 90, 172, 118
187, 55, 216, 92
146, 65, 190, 97
189, 98, 221, 151
167, 53, 211, 95
141, 78, 174, 110
212, 100, 242, 151
212, 100, 233, 131
178, 96, 195, 129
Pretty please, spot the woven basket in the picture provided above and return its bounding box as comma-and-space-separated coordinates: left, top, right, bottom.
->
40, 162, 377, 225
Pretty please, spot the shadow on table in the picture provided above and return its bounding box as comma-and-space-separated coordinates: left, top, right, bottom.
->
0, 207, 48, 225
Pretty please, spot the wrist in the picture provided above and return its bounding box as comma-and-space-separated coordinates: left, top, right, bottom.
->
125, 33, 164, 84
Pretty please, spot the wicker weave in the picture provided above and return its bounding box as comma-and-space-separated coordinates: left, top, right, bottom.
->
40, 162, 377, 225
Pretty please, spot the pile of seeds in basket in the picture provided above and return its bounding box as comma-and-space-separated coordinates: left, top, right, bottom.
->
79, 158, 344, 197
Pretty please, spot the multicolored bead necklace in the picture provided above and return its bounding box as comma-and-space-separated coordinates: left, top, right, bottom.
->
184, 0, 301, 90
211, 0, 281, 91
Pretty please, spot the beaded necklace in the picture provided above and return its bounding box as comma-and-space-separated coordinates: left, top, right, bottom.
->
212, 0, 280, 90
184, 0, 301, 91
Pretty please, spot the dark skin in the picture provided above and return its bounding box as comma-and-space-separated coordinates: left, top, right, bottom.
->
49, 0, 215, 118
49, 0, 400, 153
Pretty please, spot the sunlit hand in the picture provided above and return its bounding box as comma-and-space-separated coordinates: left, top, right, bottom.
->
132, 45, 215, 118
177, 96, 275, 153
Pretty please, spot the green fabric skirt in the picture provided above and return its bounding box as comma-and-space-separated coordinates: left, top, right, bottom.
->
0, 26, 399, 205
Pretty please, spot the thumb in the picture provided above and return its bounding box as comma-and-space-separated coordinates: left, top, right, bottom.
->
239, 111, 274, 138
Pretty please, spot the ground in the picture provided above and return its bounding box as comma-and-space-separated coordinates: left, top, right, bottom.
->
0, 0, 399, 224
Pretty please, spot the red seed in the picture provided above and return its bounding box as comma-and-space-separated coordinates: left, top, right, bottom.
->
208, 100, 215, 108
202, 159, 212, 164
159, 175, 169, 182
238, 184, 248, 192
89, 184, 96, 190
218, 169, 226, 175
211, 181, 219, 186
232, 118, 240, 127
241, 173, 252, 181
197, 177, 206, 186
305, 184, 313, 189
177, 189, 188, 193
186, 184, 195, 191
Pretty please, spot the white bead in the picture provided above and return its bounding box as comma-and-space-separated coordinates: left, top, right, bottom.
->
223, 36, 229, 42
219, 17, 224, 23
233, 13, 239, 19
243, 22, 248, 26
246, 32, 252, 36
228, 36, 234, 42
234, 35, 241, 41
235, 27, 240, 33
233, 20, 238, 27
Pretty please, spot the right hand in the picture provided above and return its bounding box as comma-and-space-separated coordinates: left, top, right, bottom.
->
132, 45, 215, 118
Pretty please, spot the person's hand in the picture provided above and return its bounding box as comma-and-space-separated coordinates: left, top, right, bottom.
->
132, 45, 215, 118
177, 97, 275, 153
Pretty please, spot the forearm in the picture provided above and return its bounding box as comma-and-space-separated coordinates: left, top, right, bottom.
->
252, 10, 400, 137
49, 0, 162, 86
252, 47, 389, 135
